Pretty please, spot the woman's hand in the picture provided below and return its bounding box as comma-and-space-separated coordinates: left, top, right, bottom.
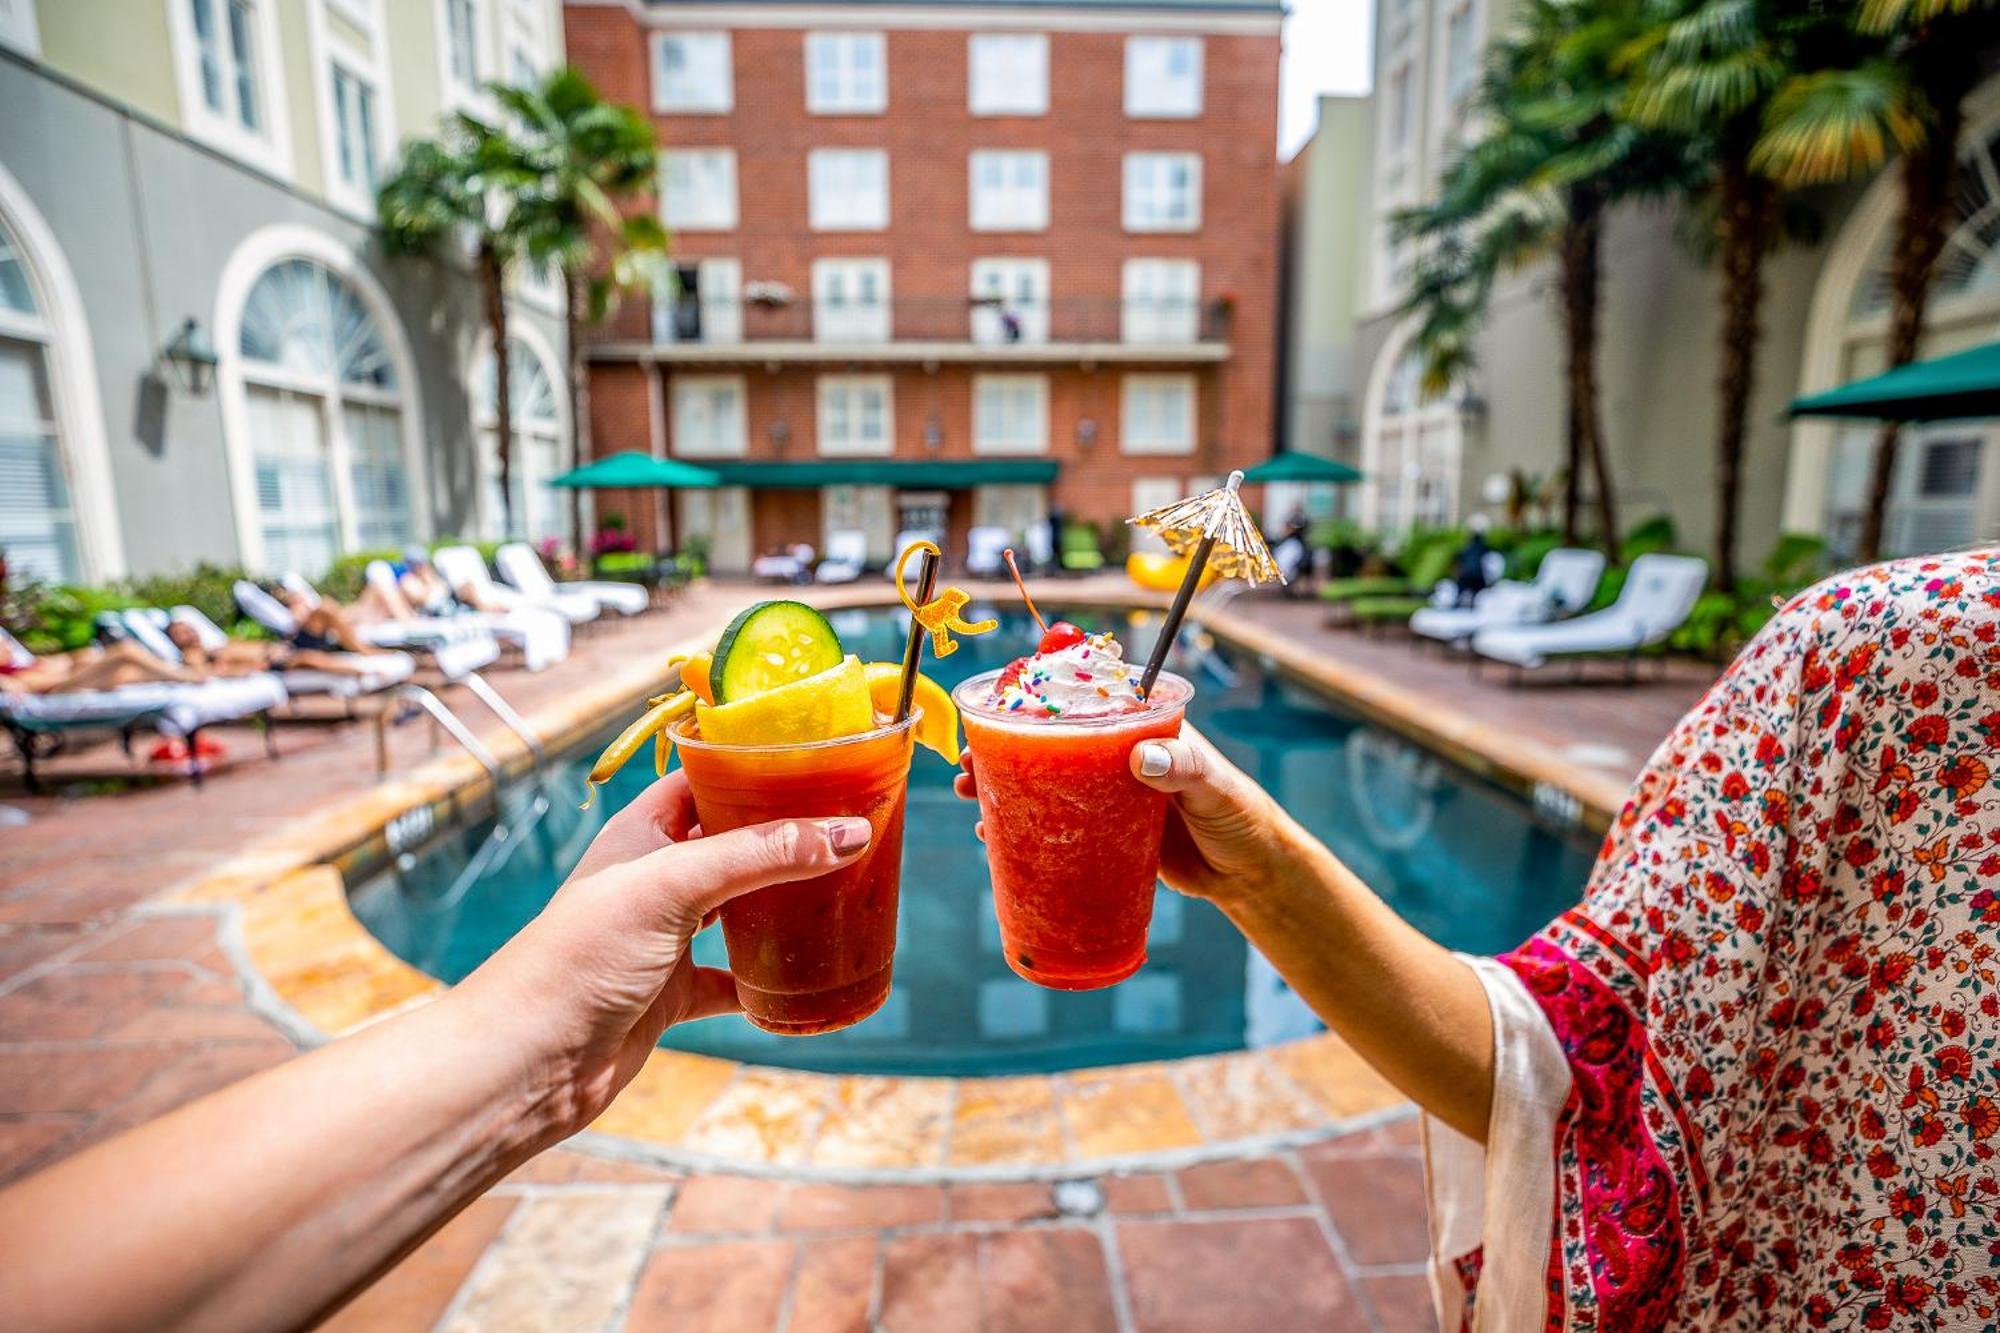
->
458, 772, 871, 1143
955, 724, 1304, 908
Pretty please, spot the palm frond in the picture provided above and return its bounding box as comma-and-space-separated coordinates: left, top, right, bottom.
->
1753, 64, 1920, 185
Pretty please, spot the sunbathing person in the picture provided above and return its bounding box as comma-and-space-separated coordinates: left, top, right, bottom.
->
0, 638, 204, 693
160, 621, 395, 680
395, 545, 515, 616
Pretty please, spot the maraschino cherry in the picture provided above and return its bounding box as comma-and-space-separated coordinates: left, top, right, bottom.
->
1037, 621, 1085, 654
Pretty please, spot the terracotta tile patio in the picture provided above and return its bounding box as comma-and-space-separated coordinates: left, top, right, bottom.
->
0, 577, 1723, 1329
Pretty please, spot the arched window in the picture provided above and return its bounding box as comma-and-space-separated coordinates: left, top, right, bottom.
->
1364, 341, 1461, 534
477, 335, 567, 544
237, 257, 410, 572
0, 216, 81, 583
1814, 115, 2000, 558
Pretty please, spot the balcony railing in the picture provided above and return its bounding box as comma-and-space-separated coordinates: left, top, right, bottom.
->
645, 295, 1234, 348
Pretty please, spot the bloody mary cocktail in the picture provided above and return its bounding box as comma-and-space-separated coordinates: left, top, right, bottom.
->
673, 712, 918, 1034
956, 664, 1192, 991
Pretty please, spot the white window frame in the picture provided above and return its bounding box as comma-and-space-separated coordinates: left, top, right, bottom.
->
805, 31, 887, 114
1442, 0, 1478, 105
167, 0, 293, 180
669, 374, 748, 458
816, 374, 895, 456
972, 374, 1049, 456
808, 149, 890, 231
1121, 374, 1197, 455
655, 257, 742, 344
500, 0, 547, 84
1122, 259, 1201, 343
969, 151, 1049, 232
437, 0, 486, 111
660, 149, 739, 231
1123, 153, 1202, 233
651, 31, 733, 113
969, 33, 1048, 116
1124, 36, 1203, 118
970, 258, 1050, 345
328, 62, 383, 203
812, 258, 892, 343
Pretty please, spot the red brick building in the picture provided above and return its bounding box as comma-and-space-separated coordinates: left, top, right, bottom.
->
565, 0, 1283, 572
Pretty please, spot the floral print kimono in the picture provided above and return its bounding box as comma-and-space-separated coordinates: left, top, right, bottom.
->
1427, 550, 2000, 1331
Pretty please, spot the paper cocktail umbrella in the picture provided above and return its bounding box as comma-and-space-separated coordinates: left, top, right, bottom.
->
1126, 470, 1282, 695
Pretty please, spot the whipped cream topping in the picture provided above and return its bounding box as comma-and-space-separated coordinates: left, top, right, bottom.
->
989, 631, 1147, 718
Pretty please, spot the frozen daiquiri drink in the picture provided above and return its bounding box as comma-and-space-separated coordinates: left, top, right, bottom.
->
587, 598, 961, 1035
955, 622, 1192, 991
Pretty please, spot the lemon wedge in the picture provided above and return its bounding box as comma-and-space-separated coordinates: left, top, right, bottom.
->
694, 655, 874, 746
864, 661, 961, 765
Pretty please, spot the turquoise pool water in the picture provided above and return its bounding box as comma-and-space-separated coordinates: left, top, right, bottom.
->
350, 604, 1597, 1076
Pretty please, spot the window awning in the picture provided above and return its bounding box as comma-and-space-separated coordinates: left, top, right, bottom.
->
1790, 339, 2000, 421
703, 460, 1060, 488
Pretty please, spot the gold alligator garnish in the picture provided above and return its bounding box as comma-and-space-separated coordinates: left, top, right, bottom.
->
895, 541, 998, 659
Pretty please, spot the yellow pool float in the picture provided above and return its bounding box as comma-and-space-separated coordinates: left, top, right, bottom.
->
1126, 550, 1220, 593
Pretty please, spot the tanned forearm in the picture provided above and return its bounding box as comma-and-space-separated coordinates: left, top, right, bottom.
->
0, 985, 559, 1333
1222, 819, 1495, 1141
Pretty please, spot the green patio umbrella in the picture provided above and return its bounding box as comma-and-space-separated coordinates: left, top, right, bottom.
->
1790, 339, 2000, 421
547, 450, 719, 488
1240, 450, 1363, 484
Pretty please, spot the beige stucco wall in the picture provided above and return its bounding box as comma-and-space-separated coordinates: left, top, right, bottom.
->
1283, 94, 1372, 463
31, 0, 178, 125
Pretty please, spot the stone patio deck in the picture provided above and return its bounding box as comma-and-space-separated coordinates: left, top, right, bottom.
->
0, 577, 1721, 1330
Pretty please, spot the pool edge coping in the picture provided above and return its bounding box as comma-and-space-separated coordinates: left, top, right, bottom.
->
154, 580, 1629, 1181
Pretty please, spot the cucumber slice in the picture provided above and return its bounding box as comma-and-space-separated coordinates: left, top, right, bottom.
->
712, 600, 844, 702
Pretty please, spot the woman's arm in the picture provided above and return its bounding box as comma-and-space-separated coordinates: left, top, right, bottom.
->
963, 733, 1496, 1139
0, 779, 872, 1333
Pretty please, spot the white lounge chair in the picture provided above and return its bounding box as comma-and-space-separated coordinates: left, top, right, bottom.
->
361, 562, 569, 674
495, 543, 647, 619
237, 578, 504, 680
0, 627, 286, 792
752, 543, 815, 584
1411, 547, 1607, 646
434, 545, 599, 628
965, 526, 1010, 578
162, 606, 416, 701
816, 531, 867, 584
1024, 522, 1055, 572
1471, 553, 1709, 674
885, 529, 944, 579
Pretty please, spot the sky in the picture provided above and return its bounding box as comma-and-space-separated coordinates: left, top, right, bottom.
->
1277, 0, 1374, 161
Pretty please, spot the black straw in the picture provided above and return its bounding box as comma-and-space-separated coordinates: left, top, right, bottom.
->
1138, 534, 1214, 697
894, 548, 940, 723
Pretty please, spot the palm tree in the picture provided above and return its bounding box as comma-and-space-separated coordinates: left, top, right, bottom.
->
1400, 0, 1692, 551
1623, 0, 1879, 588
1837, 0, 1992, 560
378, 123, 531, 536
496, 69, 668, 556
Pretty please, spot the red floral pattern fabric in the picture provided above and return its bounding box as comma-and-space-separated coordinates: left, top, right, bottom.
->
1495, 550, 2000, 1330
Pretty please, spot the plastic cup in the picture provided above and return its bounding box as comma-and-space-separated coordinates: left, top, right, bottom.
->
671, 712, 917, 1034
954, 671, 1193, 990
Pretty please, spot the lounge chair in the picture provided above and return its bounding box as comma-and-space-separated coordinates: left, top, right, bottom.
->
496, 543, 648, 619
1410, 548, 1607, 646
816, 530, 867, 584
753, 543, 815, 584
238, 579, 504, 680
366, 562, 571, 674
434, 545, 599, 628
162, 606, 417, 702
1321, 531, 1462, 623
886, 530, 944, 579
0, 628, 285, 793
1025, 522, 1055, 572
1059, 523, 1105, 574
965, 526, 1010, 578
1471, 553, 1709, 676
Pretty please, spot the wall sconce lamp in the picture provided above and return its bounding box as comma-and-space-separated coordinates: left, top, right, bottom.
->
768, 420, 791, 453
161, 317, 219, 396
1075, 417, 1098, 450
923, 415, 944, 453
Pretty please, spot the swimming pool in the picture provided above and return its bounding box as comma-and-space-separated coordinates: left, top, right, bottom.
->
350, 603, 1597, 1076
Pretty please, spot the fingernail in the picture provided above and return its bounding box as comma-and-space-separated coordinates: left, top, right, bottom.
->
1138, 743, 1172, 778
827, 818, 871, 854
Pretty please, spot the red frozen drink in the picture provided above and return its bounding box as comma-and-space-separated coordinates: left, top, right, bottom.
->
955, 626, 1191, 990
